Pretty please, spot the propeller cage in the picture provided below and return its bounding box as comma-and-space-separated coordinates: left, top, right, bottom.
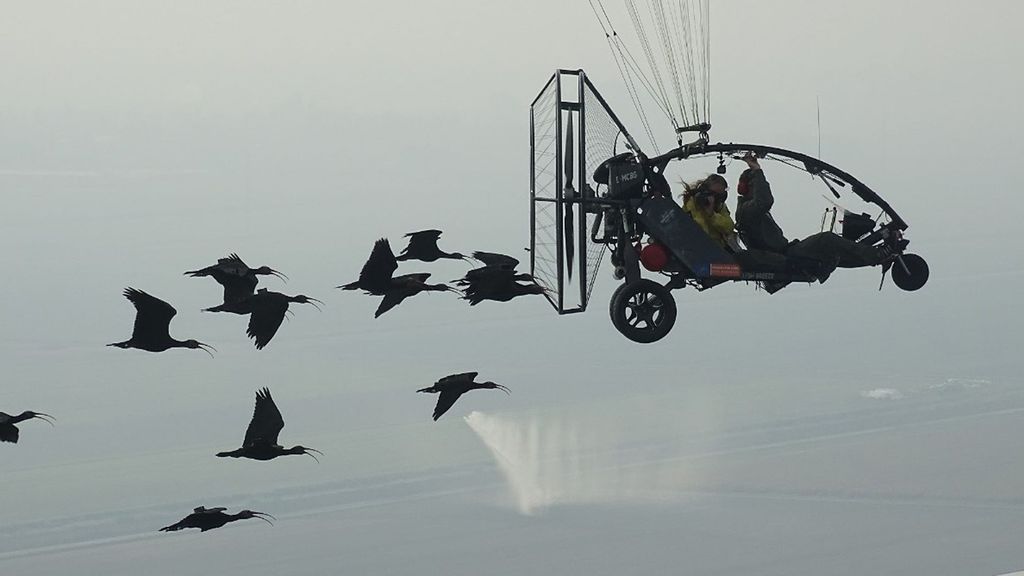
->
529, 69, 639, 314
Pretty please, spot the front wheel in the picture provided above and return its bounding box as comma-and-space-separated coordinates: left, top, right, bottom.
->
609, 279, 677, 344
891, 253, 929, 291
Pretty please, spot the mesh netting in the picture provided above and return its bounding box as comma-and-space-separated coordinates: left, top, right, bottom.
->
530, 72, 632, 313
531, 81, 560, 304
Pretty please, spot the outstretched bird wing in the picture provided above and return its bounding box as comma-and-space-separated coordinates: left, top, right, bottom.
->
400, 229, 443, 258
0, 412, 18, 442
432, 390, 464, 421
220, 275, 258, 304
194, 506, 227, 514
374, 291, 409, 318
213, 254, 258, 302
0, 425, 19, 443
437, 372, 478, 385
472, 251, 519, 270
187, 255, 258, 303
217, 253, 250, 276
243, 388, 285, 447
124, 288, 176, 342
373, 273, 433, 318
358, 238, 398, 293
246, 294, 288, 350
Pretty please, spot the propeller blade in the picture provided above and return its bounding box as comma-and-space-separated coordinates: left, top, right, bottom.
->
564, 112, 574, 190
563, 112, 575, 280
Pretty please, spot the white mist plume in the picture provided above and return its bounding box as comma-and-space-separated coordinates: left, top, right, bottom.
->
861, 388, 904, 400
465, 410, 709, 515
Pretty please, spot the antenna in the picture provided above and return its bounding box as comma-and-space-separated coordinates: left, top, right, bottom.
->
816, 95, 822, 158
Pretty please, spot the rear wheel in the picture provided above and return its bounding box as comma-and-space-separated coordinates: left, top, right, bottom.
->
609, 279, 677, 343
891, 253, 929, 291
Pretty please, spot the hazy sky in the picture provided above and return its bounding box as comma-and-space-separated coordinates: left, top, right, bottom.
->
2, 1, 1023, 574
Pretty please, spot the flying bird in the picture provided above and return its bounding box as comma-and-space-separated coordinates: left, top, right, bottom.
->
417, 372, 510, 421
242, 289, 322, 350
217, 388, 322, 461
185, 253, 287, 305
108, 288, 215, 355
373, 273, 458, 318
461, 276, 547, 305
396, 229, 467, 263
337, 238, 398, 295
0, 410, 55, 444
338, 238, 458, 317
159, 506, 275, 532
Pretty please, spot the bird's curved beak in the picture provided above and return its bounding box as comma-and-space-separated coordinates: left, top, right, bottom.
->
252, 512, 276, 526
444, 285, 463, 295
495, 384, 512, 395
304, 447, 324, 462
306, 298, 324, 312
197, 342, 217, 357
269, 269, 289, 282
33, 412, 56, 426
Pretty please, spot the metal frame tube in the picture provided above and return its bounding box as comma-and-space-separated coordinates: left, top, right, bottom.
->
554, 73, 565, 313
577, 70, 588, 309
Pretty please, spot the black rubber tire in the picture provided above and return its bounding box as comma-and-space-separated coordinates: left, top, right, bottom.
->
891, 253, 929, 291
609, 279, 677, 344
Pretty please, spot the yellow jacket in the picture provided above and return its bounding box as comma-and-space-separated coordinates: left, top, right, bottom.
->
683, 197, 737, 248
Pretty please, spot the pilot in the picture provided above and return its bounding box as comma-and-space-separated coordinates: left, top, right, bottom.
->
734, 153, 900, 283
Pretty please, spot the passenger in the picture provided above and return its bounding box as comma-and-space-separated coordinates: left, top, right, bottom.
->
679, 174, 740, 251
734, 153, 900, 282
679, 173, 789, 273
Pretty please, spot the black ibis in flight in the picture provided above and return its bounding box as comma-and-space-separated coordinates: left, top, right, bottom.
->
108, 288, 216, 356
0, 410, 55, 444
159, 506, 275, 532
396, 229, 467, 263
338, 238, 459, 317
417, 372, 510, 421
453, 252, 547, 305
237, 289, 322, 350
373, 273, 459, 318
337, 238, 397, 295
185, 253, 287, 305
217, 388, 322, 461
461, 275, 547, 305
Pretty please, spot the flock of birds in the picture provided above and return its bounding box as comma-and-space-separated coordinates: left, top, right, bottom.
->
5, 229, 545, 533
